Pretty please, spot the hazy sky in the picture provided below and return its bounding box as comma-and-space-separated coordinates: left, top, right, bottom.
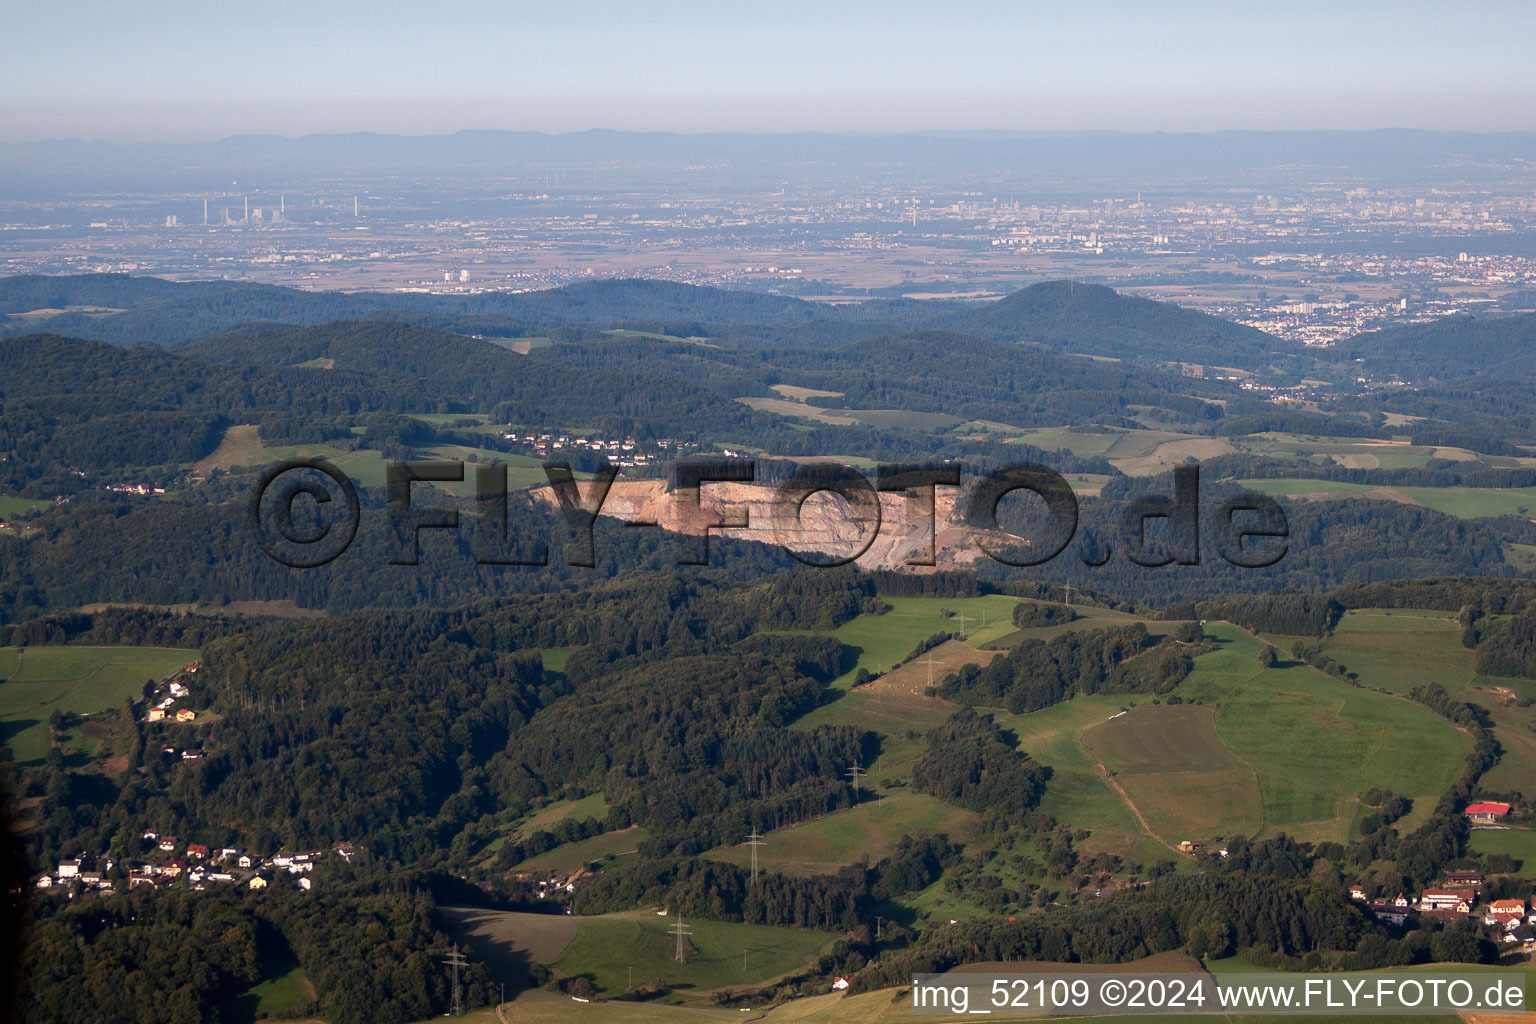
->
5, 0, 1535, 141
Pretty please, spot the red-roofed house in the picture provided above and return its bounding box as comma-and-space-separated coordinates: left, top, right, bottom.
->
1465, 802, 1511, 823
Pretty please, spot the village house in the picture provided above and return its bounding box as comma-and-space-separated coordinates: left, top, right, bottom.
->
1490, 898, 1526, 916
1445, 871, 1484, 888
248, 876, 268, 890
334, 842, 355, 861
238, 854, 257, 869
146, 708, 165, 722
831, 977, 851, 991
35, 875, 52, 889
1489, 911, 1525, 932
56, 860, 80, 878
1419, 888, 1477, 913
157, 837, 177, 852
1464, 802, 1511, 823
187, 844, 208, 859
1368, 900, 1413, 926
1348, 884, 1366, 900
1176, 841, 1202, 854
176, 709, 196, 723
297, 877, 313, 891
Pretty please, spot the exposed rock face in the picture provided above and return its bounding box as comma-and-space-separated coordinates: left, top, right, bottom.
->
531, 478, 984, 570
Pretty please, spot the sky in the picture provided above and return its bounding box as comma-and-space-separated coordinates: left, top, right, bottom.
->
4, 0, 1536, 141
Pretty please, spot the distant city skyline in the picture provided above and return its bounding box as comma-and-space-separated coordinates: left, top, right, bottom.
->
5, 0, 1536, 141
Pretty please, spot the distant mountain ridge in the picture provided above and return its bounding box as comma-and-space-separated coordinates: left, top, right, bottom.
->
0, 273, 1294, 370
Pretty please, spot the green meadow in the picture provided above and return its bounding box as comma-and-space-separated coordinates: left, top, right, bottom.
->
552, 913, 836, 999
0, 645, 197, 763
1317, 609, 1473, 694
705, 792, 979, 877
1176, 625, 1470, 842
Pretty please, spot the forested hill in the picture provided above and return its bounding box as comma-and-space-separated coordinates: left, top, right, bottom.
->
950, 280, 1290, 367
0, 273, 1294, 370
1331, 312, 1536, 381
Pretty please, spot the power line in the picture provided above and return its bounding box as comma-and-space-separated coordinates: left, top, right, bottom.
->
846, 761, 865, 804
442, 946, 469, 1017
745, 829, 766, 887
670, 911, 693, 964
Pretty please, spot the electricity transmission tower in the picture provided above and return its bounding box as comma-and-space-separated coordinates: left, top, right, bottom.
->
442, 946, 469, 1017
955, 611, 970, 639
745, 829, 766, 886
920, 652, 938, 689
846, 761, 865, 804
671, 912, 693, 963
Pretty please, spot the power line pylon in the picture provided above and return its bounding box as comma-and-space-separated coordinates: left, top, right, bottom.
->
745, 829, 766, 887
442, 946, 469, 1016
846, 761, 865, 804
671, 911, 693, 964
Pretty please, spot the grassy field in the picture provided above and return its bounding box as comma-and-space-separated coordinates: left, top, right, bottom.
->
1082, 705, 1264, 841
553, 912, 836, 999
1237, 476, 1536, 518
512, 827, 651, 877
1467, 827, 1536, 870
991, 695, 1146, 843
481, 336, 553, 354
0, 495, 50, 519
442, 907, 581, 989
193, 423, 399, 488
604, 329, 715, 347
790, 595, 1023, 689
1318, 609, 1473, 694
1236, 478, 1375, 497
1472, 678, 1536, 794
518, 793, 610, 837
540, 647, 580, 675
705, 793, 979, 876
770, 384, 843, 401
1177, 626, 1471, 842
990, 600, 1176, 648
737, 396, 963, 433
422, 444, 552, 494
0, 645, 197, 763
228, 950, 313, 1022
